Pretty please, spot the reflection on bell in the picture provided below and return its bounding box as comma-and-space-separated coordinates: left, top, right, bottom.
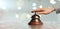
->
28, 12, 43, 25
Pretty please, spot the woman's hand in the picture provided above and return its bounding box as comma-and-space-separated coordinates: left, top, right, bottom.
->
32, 7, 55, 15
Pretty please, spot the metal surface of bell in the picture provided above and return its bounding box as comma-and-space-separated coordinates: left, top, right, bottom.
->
28, 12, 43, 25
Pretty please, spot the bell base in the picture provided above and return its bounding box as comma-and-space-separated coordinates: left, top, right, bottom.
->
28, 20, 43, 25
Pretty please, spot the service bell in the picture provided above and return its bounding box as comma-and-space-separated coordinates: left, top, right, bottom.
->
28, 12, 43, 25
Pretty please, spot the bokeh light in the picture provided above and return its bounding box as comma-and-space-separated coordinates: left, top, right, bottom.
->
17, 7, 21, 10
16, 14, 19, 19
50, 0, 56, 4
39, 5, 43, 8
32, 3, 37, 7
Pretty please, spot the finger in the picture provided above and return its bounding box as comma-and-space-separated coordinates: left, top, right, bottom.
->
36, 12, 48, 15
37, 12, 45, 14
32, 10, 40, 12
32, 10, 44, 13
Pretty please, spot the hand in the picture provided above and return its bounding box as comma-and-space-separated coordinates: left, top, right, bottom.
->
32, 7, 55, 15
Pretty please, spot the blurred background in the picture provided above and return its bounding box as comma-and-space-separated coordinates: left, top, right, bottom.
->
0, 0, 60, 29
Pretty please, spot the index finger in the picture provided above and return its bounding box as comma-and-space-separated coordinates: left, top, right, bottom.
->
32, 10, 44, 13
